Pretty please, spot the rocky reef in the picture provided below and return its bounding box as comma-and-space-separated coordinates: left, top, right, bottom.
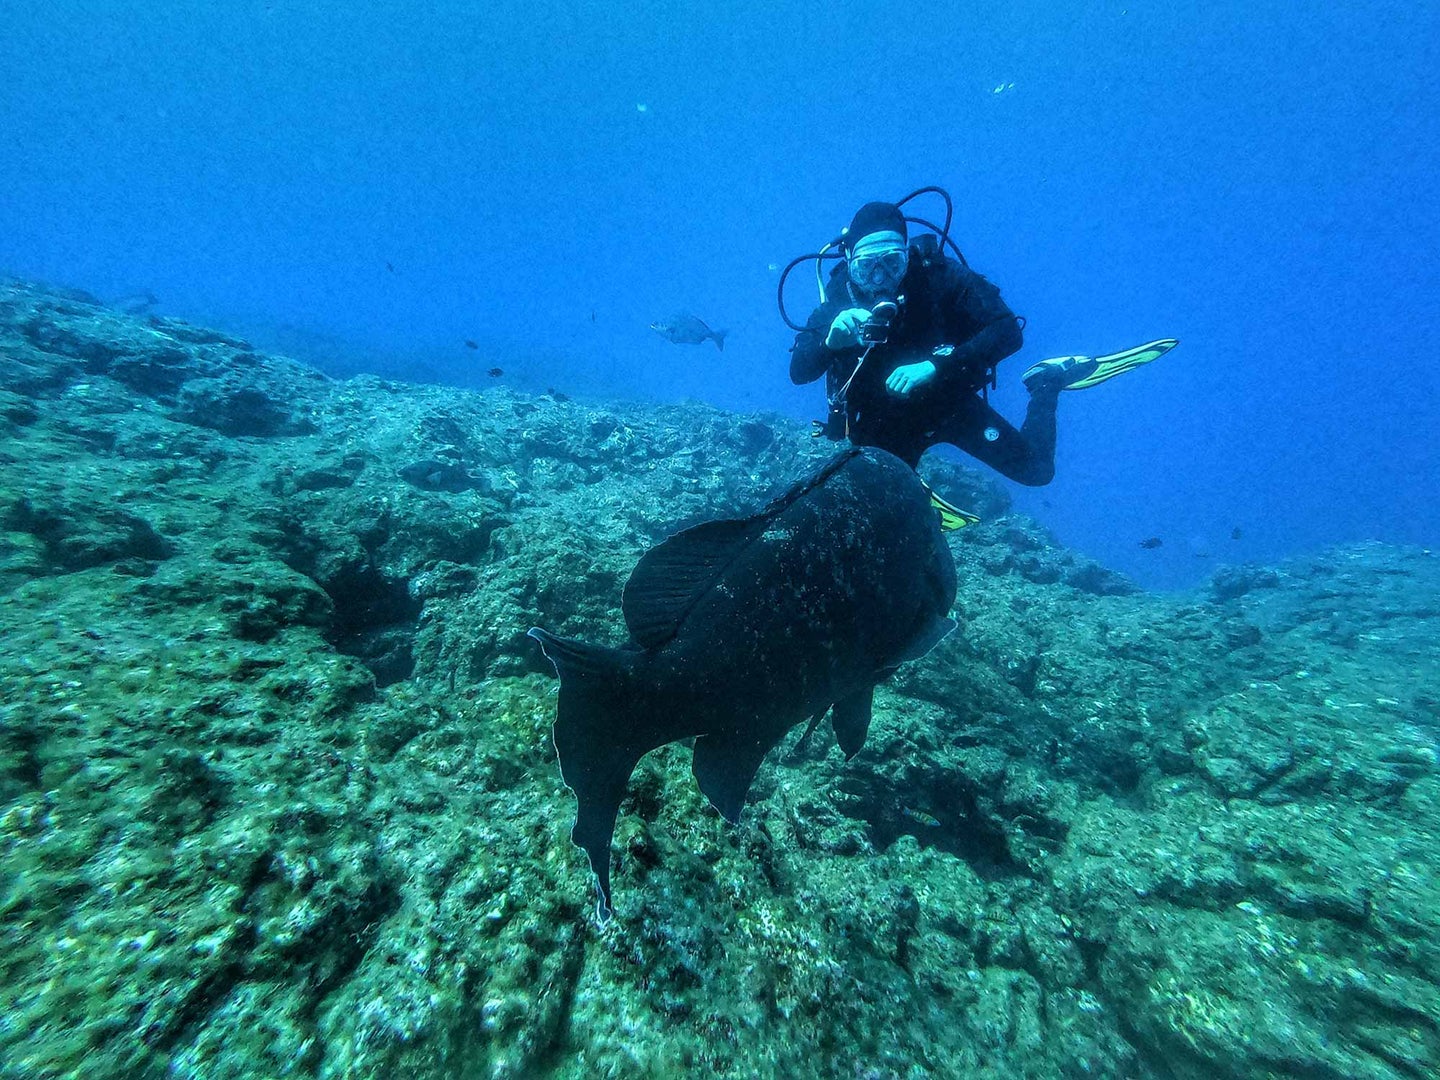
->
1, 279, 1437, 1079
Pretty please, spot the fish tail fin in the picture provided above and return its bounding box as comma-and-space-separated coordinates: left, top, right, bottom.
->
712, 328, 728, 351
527, 627, 653, 921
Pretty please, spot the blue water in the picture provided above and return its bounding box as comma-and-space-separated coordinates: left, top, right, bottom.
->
2, 1, 1435, 589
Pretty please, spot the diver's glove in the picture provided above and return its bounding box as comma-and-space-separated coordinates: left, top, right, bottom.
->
886, 360, 937, 397
824, 308, 873, 350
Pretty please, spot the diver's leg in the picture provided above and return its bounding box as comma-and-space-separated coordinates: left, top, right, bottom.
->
934, 387, 1059, 486
849, 423, 927, 469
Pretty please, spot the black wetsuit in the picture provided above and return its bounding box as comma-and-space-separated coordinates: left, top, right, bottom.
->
790, 246, 1060, 485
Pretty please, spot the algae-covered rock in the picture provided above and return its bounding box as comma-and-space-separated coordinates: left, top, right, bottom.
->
1, 278, 1438, 1079
172, 374, 318, 437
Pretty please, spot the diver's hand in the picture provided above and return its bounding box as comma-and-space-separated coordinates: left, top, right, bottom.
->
824, 308, 872, 350
886, 361, 937, 397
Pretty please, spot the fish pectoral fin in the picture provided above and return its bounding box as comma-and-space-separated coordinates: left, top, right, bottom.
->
622, 517, 761, 649
895, 615, 957, 663
624, 452, 868, 651
830, 685, 876, 760
692, 729, 786, 825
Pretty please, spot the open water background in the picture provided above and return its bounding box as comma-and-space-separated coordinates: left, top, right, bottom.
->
1, 0, 1435, 588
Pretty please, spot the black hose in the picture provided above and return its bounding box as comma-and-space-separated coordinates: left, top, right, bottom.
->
895, 186, 953, 243
777, 251, 843, 331
778, 188, 963, 330
904, 216, 969, 269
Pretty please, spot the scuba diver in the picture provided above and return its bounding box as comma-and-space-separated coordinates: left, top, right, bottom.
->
783, 190, 1175, 495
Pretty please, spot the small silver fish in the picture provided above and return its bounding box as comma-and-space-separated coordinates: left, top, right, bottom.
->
651, 314, 727, 351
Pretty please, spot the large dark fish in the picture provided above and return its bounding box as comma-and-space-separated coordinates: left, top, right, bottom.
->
398, 459, 489, 493
529, 447, 957, 917
650, 313, 728, 351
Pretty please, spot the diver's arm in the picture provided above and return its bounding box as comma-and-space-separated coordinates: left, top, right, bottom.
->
789, 331, 830, 384
942, 315, 1023, 375
932, 266, 1023, 377
790, 304, 851, 384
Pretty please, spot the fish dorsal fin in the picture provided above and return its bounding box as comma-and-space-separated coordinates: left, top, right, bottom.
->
622, 449, 866, 650
622, 518, 761, 649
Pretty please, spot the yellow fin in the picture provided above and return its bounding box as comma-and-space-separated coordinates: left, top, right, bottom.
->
1065, 337, 1178, 390
920, 481, 980, 531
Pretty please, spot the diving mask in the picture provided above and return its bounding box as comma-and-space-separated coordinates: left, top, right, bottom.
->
847, 246, 909, 293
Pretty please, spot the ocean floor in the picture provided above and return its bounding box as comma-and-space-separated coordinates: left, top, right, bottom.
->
1, 279, 1437, 1079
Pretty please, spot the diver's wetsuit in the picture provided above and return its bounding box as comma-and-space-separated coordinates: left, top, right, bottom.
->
790, 248, 1059, 485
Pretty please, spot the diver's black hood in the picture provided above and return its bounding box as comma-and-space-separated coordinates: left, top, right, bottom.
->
845, 201, 908, 249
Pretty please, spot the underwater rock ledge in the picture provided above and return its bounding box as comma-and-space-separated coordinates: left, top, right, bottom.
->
1, 279, 1437, 1079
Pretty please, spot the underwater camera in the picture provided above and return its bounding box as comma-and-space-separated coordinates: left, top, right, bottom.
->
776, 186, 970, 332
860, 300, 899, 345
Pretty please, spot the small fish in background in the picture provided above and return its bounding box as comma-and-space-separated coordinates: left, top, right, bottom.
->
385, 261, 396, 274
1231, 526, 1243, 541
1138, 537, 1163, 550
487, 367, 504, 378
545, 388, 571, 402
651, 314, 727, 351
112, 291, 159, 315
899, 805, 942, 829
464, 340, 478, 350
